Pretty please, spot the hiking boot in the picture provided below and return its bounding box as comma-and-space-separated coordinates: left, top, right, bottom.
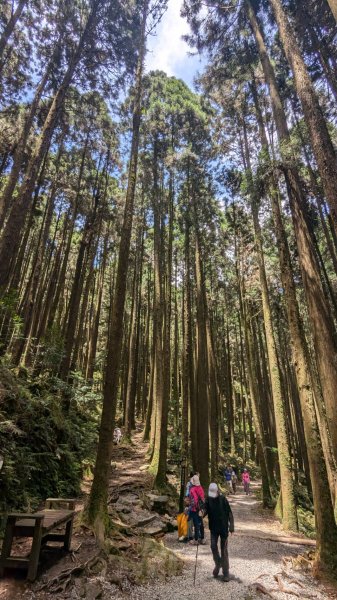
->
189, 540, 198, 545
223, 574, 230, 582
213, 563, 220, 578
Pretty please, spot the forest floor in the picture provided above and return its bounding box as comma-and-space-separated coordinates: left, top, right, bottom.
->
1, 429, 337, 599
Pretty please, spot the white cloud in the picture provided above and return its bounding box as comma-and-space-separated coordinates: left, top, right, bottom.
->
146, 0, 195, 80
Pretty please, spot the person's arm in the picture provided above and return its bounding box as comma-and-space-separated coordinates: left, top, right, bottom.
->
229, 506, 234, 533
223, 497, 234, 533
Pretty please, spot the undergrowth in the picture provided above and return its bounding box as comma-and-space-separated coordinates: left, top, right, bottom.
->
0, 363, 100, 517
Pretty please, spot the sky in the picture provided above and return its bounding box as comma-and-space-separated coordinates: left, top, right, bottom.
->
146, 0, 203, 88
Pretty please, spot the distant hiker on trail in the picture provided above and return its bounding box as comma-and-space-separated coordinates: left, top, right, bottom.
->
113, 427, 122, 444
242, 468, 250, 495
189, 474, 206, 545
204, 482, 234, 582
224, 465, 233, 494
185, 471, 198, 541
231, 469, 238, 494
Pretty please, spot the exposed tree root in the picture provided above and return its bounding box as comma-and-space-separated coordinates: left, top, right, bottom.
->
252, 568, 317, 599
250, 581, 279, 598
36, 553, 104, 593
274, 574, 300, 596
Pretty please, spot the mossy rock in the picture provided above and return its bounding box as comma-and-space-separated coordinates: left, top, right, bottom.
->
137, 538, 183, 583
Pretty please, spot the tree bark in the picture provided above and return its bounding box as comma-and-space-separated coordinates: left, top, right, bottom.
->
246, 0, 337, 521
268, 0, 337, 225
86, 0, 148, 537
0, 0, 27, 69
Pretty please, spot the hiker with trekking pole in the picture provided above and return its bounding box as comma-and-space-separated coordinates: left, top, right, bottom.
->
202, 482, 234, 582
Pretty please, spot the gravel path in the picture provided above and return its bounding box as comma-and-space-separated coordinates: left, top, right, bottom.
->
125, 485, 334, 600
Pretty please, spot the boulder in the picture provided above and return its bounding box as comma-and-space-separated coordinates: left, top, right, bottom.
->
133, 513, 157, 528
142, 518, 167, 536
146, 493, 169, 514
120, 507, 158, 528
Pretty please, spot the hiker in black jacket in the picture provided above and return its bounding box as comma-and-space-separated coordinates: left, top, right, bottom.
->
203, 482, 234, 582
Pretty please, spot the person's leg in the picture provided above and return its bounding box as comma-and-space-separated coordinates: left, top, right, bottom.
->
187, 516, 193, 540
220, 535, 229, 580
192, 512, 199, 541
199, 516, 205, 541
211, 532, 221, 577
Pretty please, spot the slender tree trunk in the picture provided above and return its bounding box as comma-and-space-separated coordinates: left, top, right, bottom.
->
125, 223, 144, 437
0, 46, 61, 226
267, 0, 337, 225
241, 114, 297, 529
0, 0, 27, 68
250, 33, 337, 567
0, 6, 98, 289
193, 196, 210, 487
149, 138, 167, 487
246, 0, 337, 518
86, 1, 148, 537
184, 214, 198, 469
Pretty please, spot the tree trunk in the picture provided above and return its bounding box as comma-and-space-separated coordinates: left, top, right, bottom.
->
268, 0, 337, 225
0, 0, 27, 68
0, 6, 98, 290
149, 137, 167, 487
86, 1, 148, 538
248, 13, 337, 566
246, 0, 337, 522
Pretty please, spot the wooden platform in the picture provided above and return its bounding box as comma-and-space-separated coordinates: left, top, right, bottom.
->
0, 498, 76, 581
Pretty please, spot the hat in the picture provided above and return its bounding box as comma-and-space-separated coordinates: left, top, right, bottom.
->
208, 483, 218, 498
191, 475, 200, 486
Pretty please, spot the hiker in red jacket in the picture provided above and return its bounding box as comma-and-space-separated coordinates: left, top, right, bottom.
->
242, 468, 251, 495
189, 475, 206, 545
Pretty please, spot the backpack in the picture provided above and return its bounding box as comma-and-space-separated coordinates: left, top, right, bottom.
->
177, 513, 188, 538
191, 488, 205, 512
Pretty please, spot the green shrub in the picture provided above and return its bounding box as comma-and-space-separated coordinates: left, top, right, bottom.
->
0, 364, 100, 517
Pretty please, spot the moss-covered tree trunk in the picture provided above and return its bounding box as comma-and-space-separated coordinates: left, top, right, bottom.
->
149, 136, 168, 487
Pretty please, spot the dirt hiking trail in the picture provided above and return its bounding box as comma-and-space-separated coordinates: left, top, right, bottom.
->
127, 483, 336, 600
1, 430, 337, 599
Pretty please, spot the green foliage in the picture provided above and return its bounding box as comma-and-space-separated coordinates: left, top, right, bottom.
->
0, 364, 100, 515
297, 507, 316, 539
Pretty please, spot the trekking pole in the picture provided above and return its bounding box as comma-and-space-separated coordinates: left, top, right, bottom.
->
193, 540, 199, 586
